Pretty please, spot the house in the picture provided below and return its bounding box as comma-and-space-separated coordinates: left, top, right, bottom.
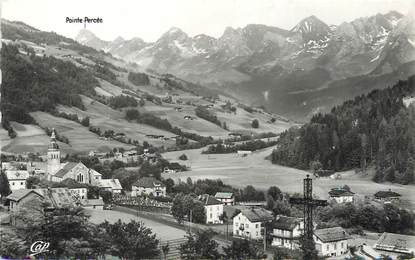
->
174, 107, 183, 112
271, 216, 304, 250
5, 170, 30, 191
99, 179, 123, 194
6, 188, 76, 225
200, 195, 223, 224
374, 190, 402, 203
373, 232, 415, 255
131, 177, 166, 197
215, 192, 234, 205
237, 150, 252, 156
314, 227, 350, 257
233, 207, 273, 240
83, 198, 105, 210
184, 115, 194, 120
328, 187, 355, 203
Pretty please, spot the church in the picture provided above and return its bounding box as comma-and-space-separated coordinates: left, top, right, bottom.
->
45, 129, 102, 186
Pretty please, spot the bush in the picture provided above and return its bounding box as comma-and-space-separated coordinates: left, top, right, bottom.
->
251, 119, 259, 128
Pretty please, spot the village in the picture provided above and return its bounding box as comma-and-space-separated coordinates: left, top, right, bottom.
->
1, 129, 414, 260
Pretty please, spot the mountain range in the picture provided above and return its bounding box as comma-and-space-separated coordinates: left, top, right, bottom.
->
76, 11, 415, 120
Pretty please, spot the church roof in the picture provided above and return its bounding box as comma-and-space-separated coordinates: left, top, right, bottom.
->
54, 162, 80, 178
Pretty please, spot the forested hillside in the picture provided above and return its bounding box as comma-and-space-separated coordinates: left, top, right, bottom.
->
1, 44, 98, 125
271, 76, 415, 184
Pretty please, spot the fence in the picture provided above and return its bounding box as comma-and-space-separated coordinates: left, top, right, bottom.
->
113, 195, 172, 214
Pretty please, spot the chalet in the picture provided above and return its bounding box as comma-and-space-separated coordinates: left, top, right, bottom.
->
314, 227, 350, 257
174, 107, 183, 112
6, 170, 30, 191
228, 132, 243, 138
237, 150, 252, 156
373, 232, 415, 255
83, 198, 105, 210
184, 115, 195, 120
200, 195, 224, 224
131, 177, 166, 197
6, 188, 75, 225
271, 216, 304, 250
374, 190, 402, 202
99, 179, 123, 194
233, 208, 273, 240
145, 134, 165, 139
328, 187, 355, 203
214, 192, 234, 205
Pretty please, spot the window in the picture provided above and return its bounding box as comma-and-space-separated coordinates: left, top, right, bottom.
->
334, 243, 337, 250
256, 224, 259, 228
326, 245, 329, 251
21, 182, 24, 185
341, 242, 344, 248
256, 231, 258, 236
246, 224, 249, 228
12, 182, 15, 186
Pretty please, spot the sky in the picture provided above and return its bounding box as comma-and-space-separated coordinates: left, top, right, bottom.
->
2, 0, 414, 42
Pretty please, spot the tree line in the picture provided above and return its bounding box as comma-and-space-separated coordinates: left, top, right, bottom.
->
271, 76, 415, 184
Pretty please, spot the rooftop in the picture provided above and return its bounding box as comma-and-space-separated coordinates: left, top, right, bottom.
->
374, 190, 402, 198
215, 192, 233, 199
201, 195, 223, 206
314, 227, 350, 243
238, 207, 273, 222
272, 215, 303, 231
328, 187, 355, 197
133, 177, 165, 188
5, 170, 30, 180
100, 178, 123, 190
6, 188, 75, 208
374, 232, 415, 254
54, 162, 80, 178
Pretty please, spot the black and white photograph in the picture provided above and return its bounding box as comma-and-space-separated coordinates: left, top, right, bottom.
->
0, 0, 414, 259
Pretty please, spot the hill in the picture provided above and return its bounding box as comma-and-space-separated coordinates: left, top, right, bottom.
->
1, 20, 294, 154
271, 75, 415, 185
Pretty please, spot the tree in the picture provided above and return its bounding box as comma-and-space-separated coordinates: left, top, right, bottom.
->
100, 219, 159, 260
223, 239, 264, 260
180, 230, 220, 260
0, 229, 27, 258
26, 176, 41, 189
299, 234, 319, 260
191, 201, 206, 224
251, 119, 259, 128
80, 116, 90, 127
172, 193, 187, 224
0, 170, 11, 198
267, 186, 283, 201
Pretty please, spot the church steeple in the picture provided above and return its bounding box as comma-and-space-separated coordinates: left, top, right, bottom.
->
47, 128, 61, 175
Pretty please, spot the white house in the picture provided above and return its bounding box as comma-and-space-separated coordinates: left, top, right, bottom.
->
99, 179, 123, 194
233, 208, 273, 240
271, 216, 304, 250
200, 195, 223, 224
131, 177, 166, 197
214, 192, 234, 205
328, 187, 355, 203
6, 170, 30, 191
314, 227, 350, 257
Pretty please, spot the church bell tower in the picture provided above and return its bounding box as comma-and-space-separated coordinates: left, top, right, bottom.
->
47, 128, 61, 175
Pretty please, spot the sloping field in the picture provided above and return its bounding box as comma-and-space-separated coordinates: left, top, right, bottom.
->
57, 96, 177, 147
1, 122, 72, 154
162, 146, 415, 210
30, 111, 133, 154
